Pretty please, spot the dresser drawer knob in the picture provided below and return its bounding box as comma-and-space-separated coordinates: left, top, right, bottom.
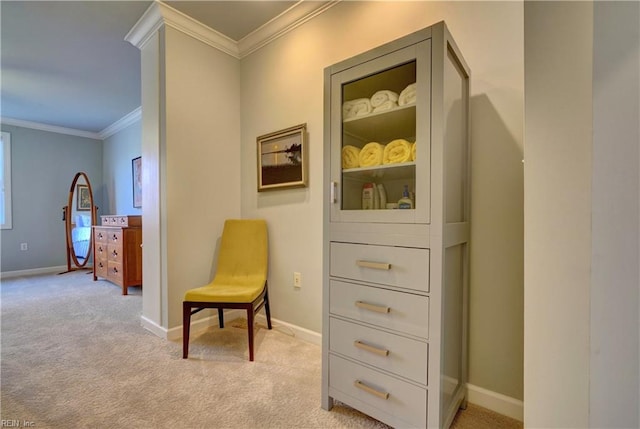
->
356, 260, 391, 270
111, 235, 118, 242
354, 340, 389, 357
111, 250, 118, 257
355, 301, 390, 314
354, 380, 389, 400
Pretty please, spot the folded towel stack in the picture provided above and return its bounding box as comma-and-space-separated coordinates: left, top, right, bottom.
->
383, 139, 413, 164
343, 98, 372, 119
399, 83, 417, 106
373, 100, 397, 113
371, 90, 398, 113
342, 145, 361, 169
359, 142, 385, 167
411, 141, 417, 161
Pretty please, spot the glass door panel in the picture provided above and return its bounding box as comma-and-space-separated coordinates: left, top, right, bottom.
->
330, 41, 431, 224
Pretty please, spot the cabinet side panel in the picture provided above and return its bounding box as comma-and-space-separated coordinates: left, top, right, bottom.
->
442, 243, 465, 420
126, 228, 143, 285
443, 46, 469, 224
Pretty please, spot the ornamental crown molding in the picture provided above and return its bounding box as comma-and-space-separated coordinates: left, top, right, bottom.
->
99, 107, 142, 140
0, 117, 102, 140
238, 1, 338, 57
125, 1, 237, 56
125, 0, 338, 59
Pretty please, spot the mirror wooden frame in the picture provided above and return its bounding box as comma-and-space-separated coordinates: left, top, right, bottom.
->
60, 172, 97, 273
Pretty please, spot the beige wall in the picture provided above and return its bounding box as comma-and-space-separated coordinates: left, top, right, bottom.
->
140, 26, 242, 329
239, 1, 524, 401
524, 2, 593, 426
163, 27, 242, 328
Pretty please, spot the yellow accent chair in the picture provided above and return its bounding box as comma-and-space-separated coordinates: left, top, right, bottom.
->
183, 219, 272, 361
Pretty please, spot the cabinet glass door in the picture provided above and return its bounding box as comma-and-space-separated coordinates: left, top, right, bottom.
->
330, 41, 431, 224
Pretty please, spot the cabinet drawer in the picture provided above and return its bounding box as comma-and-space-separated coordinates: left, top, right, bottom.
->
94, 259, 107, 278
329, 354, 427, 428
107, 230, 123, 246
95, 243, 108, 260
107, 261, 123, 286
330, 280, 428, 339
330, 317, 428, 385
330, 242, 429, 292
94, 228, 109, 244
107, 244, 123, 263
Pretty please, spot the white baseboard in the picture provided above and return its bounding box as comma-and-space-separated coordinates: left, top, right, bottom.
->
142, 309, 246, 341
146, 310, 322, 346
167, 309, 245, 340
467, 383, 523, 422
140, 315, 169, 339
1, 265, 68, 279
255, 313, 322, 346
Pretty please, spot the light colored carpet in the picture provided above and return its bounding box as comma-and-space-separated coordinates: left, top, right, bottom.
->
1, 271, 521, 428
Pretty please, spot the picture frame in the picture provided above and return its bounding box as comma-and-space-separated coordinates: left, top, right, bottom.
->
76, 184, 91, 211
132, 156, 142, 208
257, 123, 307, 192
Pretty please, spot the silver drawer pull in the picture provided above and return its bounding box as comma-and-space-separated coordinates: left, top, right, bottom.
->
354, 340, 389, 357
356, 260, 391, 270
354, 380, 389, 400
355, 301, 390, 314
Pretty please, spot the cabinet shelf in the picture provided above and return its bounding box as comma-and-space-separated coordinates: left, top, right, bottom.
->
342, 162, 415, 181
343, 102, 415, 124
343, 104, 415, 144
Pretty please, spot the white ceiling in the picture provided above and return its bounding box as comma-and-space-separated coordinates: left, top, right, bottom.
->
0, 1, 299, 135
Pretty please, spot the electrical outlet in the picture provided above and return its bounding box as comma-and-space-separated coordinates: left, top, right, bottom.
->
293, 272, 301, 288
20, 243, 28, 251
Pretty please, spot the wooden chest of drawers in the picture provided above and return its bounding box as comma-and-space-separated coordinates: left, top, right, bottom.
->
93, 215, 142, 295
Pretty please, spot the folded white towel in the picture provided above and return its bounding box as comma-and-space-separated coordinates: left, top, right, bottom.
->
370, 90, 399, 108
373, 100, 398, 113
399, 83, 417, 106
343, 98, 372, 119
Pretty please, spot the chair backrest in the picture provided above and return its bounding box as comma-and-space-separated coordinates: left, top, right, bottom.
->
213, 219, 268, 286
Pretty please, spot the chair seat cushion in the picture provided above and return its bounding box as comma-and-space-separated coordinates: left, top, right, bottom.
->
184, 278, 265, 303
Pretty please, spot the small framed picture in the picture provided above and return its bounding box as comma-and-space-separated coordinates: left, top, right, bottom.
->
257, 123, 307, 192
132, 156, 142, 208
76, 184, 91, 211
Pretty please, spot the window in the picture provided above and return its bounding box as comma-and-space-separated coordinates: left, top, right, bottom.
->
1, 131, 12, 229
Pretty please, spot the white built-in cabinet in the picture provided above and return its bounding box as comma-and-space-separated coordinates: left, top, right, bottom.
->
322, 22, 471, 428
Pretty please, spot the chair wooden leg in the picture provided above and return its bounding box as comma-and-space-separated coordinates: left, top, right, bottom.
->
247, 307, 254, 361
183, 302, 191, 359
264, 289, 272, 330
218, 308, 224, 328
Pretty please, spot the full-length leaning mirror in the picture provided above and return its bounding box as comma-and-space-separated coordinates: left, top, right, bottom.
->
61, 172, 97, 273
